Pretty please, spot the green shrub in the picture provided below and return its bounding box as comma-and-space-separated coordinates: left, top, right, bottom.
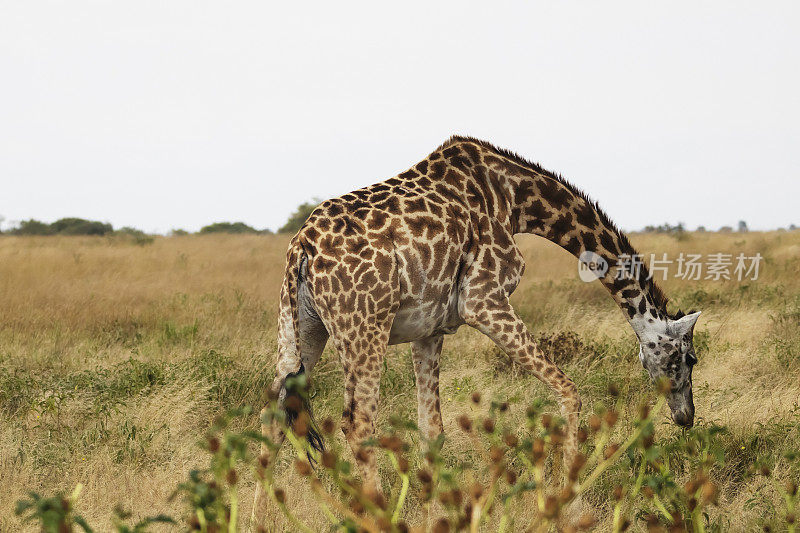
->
11, 219, 55, 235
278, 201, 319, 234
199, 222, 260, 234
114, 227, 154, 246
11, 218, 114, 236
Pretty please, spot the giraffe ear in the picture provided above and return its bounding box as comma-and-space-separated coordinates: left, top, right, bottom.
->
671, 311, 701, 336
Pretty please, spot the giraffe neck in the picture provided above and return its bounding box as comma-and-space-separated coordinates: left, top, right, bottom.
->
485, 152, 670, 336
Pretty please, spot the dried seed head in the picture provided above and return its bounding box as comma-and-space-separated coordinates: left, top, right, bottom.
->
499, 401, 509, 412
577, 428, 588, 443
613, 485, 624, 501
559, 485, 574, 503
284, 395, 302, 413
604, 444, 620, 459
226, 469, 238, 486
701, 482, 718, 504
542, 495, 559, 519
355, 447, 370, 464
759, 465, 771, 477
349, 498, 364, 515
258, 453, 270, 468
577, 512, 596, 530
541, 414, 553, 429
321, 450, 336, 469
397, 455, 409, 473
438, 491, 454, 506
687, 497, 697, 511
482, 417, 496, 433
532, 438, 546, 463
378, 434, 403, 452
503, 432, 518, 448
457, 414, 472, 432
294, 413, 311, 437
643, 434, 655, 449
589, 414, 602, 432
569, 453, 587, 482
785, 481, 798, 496
469, 482, 483, 501
642, 486, 654, 499
432, 518, 450, 533
207, 436, 220, 453
607, 383, 620, 398
370, 491, 387, 510
273, 488, 285, 504
506, 469, 518, 485
471, 392, 481, 404
321, 417, 336, 435
294, 459, 312, 477
638, 403, 651, 419
417, 469, 433, 484
490, 445, 504, 462
787, 513, 796, 524
604, 410, 619, 427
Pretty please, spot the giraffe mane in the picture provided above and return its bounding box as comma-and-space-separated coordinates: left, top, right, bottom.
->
439, 135, 678, 319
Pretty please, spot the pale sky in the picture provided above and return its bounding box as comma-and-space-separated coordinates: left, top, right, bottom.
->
1, 2, 798, 233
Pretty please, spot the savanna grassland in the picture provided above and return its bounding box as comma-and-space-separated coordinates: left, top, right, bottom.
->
1, 231, 799, 531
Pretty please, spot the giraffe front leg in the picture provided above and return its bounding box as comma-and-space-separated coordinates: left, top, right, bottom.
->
460, 292, 582, 477
411, 335, 444, 441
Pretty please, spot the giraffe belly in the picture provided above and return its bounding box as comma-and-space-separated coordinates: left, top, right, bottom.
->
387, 303, 463, 344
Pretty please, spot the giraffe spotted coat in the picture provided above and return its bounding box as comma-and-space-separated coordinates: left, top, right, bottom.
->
254, 136, 702, 512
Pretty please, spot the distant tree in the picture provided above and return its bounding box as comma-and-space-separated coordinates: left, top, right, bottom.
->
11, 219, 55, 235
696, 226, 706, 232
641, 222, 686, 236
199, 222, 260, 234
115, 226, 154, 245
719, 226, 733, 233
791, 224, 798, 231
278, 201, 319, 234
170, 229, 189, 236
737, 220, 749, 233
50, 218, 113, 236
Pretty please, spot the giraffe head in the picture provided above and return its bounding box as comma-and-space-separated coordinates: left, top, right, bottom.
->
636, 311, 701, 427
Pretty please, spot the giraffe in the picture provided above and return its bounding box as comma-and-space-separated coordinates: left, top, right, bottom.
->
253, 136, 702, 515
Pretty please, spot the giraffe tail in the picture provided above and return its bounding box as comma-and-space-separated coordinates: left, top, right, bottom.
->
282, 363, 325, 458
281, 242, 324, 460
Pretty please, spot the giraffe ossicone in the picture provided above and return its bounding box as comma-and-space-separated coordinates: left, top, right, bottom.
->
252, 136, 702, 519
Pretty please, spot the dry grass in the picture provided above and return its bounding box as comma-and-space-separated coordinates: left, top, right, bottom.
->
1, 231, 799, 531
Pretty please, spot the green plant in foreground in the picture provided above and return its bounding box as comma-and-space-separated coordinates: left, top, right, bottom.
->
13, 376, 800, 532
14, 484, 93, 532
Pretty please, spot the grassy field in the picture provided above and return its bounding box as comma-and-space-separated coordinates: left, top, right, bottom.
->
1, 231, 799, 531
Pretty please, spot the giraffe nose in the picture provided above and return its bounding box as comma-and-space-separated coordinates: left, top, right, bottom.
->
673, 409, 694, 428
